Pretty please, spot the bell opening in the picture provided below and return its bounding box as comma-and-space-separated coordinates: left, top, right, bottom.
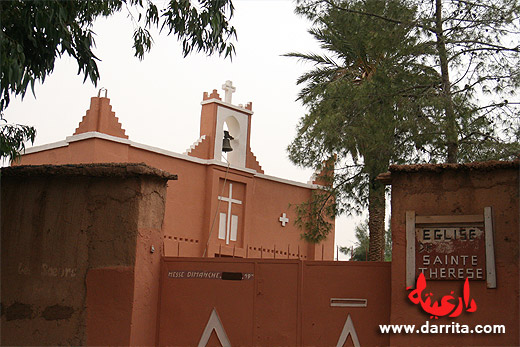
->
221, 117, 240, 164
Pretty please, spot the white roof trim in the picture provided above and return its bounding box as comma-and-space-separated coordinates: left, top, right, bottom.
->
23, 140, 69, 154
200, 98, 254, 115
130, 141, 209, 165
206, 159, 259, 175
24, 131, 317, 189
66, 131, 130, 145
256, 173, 319, 189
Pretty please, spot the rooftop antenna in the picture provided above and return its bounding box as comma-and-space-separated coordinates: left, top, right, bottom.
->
97, 87, 108, 98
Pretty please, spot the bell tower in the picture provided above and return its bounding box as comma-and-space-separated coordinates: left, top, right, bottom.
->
185, 81, 263, 173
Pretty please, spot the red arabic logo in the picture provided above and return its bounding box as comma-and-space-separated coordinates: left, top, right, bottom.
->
407, 273, 477, 319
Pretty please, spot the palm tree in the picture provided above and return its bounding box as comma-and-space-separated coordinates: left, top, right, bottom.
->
287, 0, 438, 260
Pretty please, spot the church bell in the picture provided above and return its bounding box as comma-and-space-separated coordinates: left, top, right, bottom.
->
222, 130, 234, 152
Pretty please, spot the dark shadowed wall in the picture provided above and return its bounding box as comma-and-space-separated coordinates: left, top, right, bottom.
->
1, 163, 175, 346
388, 161, 519, 346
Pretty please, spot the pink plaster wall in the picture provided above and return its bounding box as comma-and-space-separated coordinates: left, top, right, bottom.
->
157, 258, 391, 346
17, 96, 334, 260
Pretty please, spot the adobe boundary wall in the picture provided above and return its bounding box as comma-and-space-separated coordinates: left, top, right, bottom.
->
1, 160, 518, 346
387, 160, 519, 346
1, 163, 176, 346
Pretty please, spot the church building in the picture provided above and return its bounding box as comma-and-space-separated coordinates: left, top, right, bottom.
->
16, 81, 335, 260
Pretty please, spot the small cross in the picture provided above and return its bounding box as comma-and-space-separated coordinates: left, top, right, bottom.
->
279, 213, 289, 227
222, 80, 236, 104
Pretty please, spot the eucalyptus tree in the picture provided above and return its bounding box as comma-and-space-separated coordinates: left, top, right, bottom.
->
419, 0, 520, 162
290, 0, 520, 260
1, 0, 236, 161
287, 0, 439, 260
297, 0, 520, 163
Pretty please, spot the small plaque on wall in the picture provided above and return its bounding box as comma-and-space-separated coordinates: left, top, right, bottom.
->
415, 227, 486, 280
406, 208, 496, 289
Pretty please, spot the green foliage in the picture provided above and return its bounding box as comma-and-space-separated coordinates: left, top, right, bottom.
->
294, 0, 520, 163
0, 0, 236, 112
339, 222, 369, 261
293, 189, 336, 243
289, 0, 520, 250
0, 122, 36, 162
287, 0, 440, 180
1, 0, 118, 112
287, 0, 438, 250
339, 221, 391, 261
416, 0, 520, 162
0, 0, 236, 160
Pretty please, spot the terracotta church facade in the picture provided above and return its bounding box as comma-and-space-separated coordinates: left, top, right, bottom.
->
17, 82, 335, 260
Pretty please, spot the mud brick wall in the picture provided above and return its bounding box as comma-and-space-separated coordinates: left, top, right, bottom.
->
1, 163, 176, 346
387, 161, 519, 347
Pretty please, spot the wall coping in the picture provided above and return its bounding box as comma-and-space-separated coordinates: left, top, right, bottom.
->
389, 160, 519, 173
200, 98, 254, 115
377, 160, 519, 185
2, 163, 178, 180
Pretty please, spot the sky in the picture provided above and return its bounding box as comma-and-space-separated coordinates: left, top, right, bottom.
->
5, 0, 372, 259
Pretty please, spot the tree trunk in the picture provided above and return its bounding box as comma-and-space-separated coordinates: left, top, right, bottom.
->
434, 0, 458, 163
368, 176, 385, 261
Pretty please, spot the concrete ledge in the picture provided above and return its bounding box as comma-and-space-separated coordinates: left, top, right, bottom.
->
377, 160, 519, 185
389, 160, 519, 173
2, 162, 178, 180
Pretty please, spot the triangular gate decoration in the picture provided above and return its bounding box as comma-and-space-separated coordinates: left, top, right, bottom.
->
198, 308, 231, 347
336, 314, 361, 347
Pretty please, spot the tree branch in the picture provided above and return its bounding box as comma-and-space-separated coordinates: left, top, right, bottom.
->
320, 0, 436, 33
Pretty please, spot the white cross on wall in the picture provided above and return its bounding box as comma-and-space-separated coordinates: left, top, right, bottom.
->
279, 213, 289, 227
222, 80, 236, 104
218, 183, 242, 244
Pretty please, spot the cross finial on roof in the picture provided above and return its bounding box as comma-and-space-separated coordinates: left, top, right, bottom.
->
222, 80, 236, 104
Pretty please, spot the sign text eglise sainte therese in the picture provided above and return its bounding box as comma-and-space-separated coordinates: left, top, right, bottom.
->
415, 227, 486, 281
